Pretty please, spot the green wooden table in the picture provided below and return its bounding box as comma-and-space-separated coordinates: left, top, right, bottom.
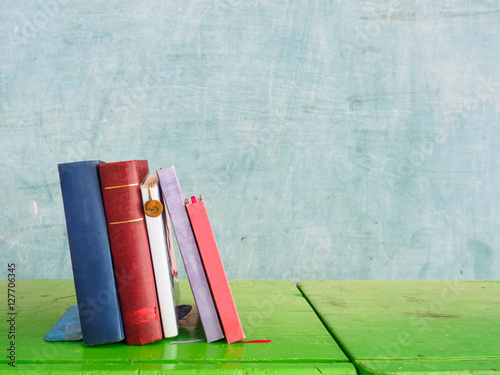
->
298, 280, 500, 375
0, 280, 355, 374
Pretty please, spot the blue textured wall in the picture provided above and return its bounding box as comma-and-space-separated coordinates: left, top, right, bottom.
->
1, 1, 499, 281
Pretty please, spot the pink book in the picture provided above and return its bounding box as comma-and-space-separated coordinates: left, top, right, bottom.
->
186, 195, 245, 344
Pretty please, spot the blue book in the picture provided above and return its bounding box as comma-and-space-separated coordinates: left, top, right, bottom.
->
58, 161, 125, 345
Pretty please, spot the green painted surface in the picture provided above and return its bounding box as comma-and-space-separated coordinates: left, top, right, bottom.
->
0, 280, 355, 374
298, 280, 500, 375
0, 363, 356, 375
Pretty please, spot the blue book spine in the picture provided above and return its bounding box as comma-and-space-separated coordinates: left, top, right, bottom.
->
58, 161, 125, 345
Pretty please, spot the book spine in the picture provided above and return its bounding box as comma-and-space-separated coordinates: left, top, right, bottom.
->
99, 160, 162, 346
58, 160, 124, 345
186, 196, 245, 344
140, 180, 179, 338
157, 166, 224, 342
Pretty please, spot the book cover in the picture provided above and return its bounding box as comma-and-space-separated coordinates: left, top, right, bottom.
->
186, 195, 245, 344
157, 166, 224, 343
99, 160, 162, 346
58, 160, 124, 345
140, 174, 179, 338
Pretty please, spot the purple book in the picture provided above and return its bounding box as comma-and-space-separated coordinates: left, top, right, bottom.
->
157, 166, 224, 342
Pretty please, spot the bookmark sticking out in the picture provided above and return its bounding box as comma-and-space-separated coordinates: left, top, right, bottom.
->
187, 195, 203, 205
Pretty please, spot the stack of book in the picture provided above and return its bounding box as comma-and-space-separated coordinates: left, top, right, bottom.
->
58, 160, 244, 346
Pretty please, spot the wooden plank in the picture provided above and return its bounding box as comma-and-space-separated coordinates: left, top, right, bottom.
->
0, 280, 355, 374
298, 280, 500, 375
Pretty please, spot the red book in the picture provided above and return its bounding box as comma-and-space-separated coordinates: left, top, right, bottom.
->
99, 160, 162, 345
186, 195, 245, 344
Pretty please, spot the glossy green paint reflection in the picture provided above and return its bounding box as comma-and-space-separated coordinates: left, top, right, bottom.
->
298, 280, 500, 375
0, 280, 355, 374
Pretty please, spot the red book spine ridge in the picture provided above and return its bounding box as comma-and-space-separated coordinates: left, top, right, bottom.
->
99, 160, 162, 346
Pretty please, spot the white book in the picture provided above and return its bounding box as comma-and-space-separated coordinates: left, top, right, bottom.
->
141, 174, 179, 338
